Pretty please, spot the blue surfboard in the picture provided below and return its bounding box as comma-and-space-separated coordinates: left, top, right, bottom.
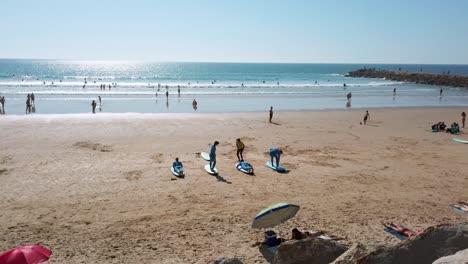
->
266, 161, 286, 172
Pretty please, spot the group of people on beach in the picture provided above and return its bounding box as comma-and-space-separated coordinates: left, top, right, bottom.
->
431, 111, 465, 133
25, 93, 35, 114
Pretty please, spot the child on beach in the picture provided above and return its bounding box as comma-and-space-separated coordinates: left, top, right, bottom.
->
363, 110, 370, 125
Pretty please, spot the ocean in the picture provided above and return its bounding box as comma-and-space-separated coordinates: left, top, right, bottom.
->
1, 59, 468, 115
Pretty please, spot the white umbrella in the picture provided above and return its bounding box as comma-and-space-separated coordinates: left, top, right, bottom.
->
252, 203, 300, 229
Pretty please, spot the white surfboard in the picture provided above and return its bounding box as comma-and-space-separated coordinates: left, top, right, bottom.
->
204, 164, 218, 175
201, 152, 211, 161
171, 167, 184, 177
453, 138, 468, 144
266, 161, 286, 172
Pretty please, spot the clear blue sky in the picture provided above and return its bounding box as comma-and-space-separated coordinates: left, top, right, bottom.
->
1, 0, 468, 63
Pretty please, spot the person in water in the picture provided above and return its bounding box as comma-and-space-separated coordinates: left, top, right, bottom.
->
98, 96, 101, 106
166, 91, 169, 98
236, 138, 245, 162
393, 88, 397, 96
269, 106, 273, 123
31, 93, 35, 105
172, 157, 184, 175
209, 141, 219, 172
269, 148, 283, 167
0, 96, 5, 114
440, 88, 443, 96
192, 99, 198, 107
91, 100, 97, 114
462, 112, 466, 128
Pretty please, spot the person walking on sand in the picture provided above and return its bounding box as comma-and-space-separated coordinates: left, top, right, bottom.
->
363, 110, 370, 125
462, 112, 466, 128
91, 100, 97, 114
0, 96, 5, 114
209, 141, 219, 172
269, 148, 283, 168
269, 106, 273, 123
236, 138, 245, 162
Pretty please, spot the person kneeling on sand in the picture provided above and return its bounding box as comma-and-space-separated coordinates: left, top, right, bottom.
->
382, 222, 419, 237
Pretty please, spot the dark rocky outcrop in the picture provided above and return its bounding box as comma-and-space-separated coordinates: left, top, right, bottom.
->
346, 69, 468, 88
272, 238, 348, 264
331, 243, 386, 264
357, 224, 468, 264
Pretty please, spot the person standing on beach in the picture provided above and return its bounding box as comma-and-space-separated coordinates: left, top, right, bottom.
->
393, 88, 396, 96
166, 91, 169, 99
440, 88, 443, 96
98, 96, 102, 106
209, 141, 219, 172
178, 86, 180, 96
269, 106, 273, 123
347, 92, 352, 101
462, 112, 466, 128
363, 110, 370, 125
31, 93, 35, 105
269, 148, 283, 168
236, 138, 245, 162
0, 96, 5, 114
91, 100, 97, 114
25, 95, 32, 114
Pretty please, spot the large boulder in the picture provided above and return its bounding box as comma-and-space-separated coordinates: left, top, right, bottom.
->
272, 238, 348, 264
358, 224, 468, 264
331, 243, 386, 264
432, 248, 468, 264
212, 256, 243, 264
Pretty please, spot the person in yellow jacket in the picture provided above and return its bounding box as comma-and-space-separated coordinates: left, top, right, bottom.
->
236, 138, 245, 162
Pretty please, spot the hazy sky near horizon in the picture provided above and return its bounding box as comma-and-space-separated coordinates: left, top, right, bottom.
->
1, 0, 468, 64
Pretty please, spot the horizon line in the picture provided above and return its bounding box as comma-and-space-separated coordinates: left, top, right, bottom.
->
0, 57, 468, 66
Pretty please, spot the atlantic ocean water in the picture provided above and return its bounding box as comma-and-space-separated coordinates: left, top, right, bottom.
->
1, 60, 468, 115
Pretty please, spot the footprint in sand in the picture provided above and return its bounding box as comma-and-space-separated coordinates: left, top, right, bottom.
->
125, 170, 143, 181
73, 141, 113, 152
151, 153, 164, 163
0, 168, 9, 175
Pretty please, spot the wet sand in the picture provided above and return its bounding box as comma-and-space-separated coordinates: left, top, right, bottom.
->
0, 107, 467, 263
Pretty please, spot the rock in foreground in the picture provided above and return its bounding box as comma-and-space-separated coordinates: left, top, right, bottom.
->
273, 238, 348, 264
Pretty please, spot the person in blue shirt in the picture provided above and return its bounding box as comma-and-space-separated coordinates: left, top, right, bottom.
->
209, 141, 219, 172
173, 157, 184, 175
269, 148, 283, 167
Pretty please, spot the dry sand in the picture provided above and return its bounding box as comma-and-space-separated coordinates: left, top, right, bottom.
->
0, 107, 467, 263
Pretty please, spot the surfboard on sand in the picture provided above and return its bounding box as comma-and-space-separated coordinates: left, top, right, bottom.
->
204, 164, 218, 175
171, 166, 185, 177
453, 138, 468, 144
266, 161, 286, 172
201, 152, 211, 161
236, 162, 254, 174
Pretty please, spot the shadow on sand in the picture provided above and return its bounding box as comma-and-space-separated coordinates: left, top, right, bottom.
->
213, 174, 232, 184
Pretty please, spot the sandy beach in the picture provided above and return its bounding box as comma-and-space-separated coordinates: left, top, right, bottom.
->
0, 107, 467, 263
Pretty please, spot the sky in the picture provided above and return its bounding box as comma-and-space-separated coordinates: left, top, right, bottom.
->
1, 0, 468, 64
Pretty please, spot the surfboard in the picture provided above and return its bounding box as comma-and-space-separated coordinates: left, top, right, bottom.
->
236, 162, 254, 174
201, 152, 211, 161
266, 161, 286, 172
453, 138, 468, 144
171, 166, 184, 177
204, 164, 218, 175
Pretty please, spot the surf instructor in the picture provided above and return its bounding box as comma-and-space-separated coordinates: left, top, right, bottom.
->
210, 141, 219, 172
269, 148, 283, 168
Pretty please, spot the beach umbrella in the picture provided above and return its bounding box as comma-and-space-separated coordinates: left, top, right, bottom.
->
252, 203, 300, 229
0, 245, 52, 264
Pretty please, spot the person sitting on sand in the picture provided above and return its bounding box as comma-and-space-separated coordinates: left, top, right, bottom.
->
382, 222, 418, 237
446, 122, 460, 134
291, 228, 324, 240
172, 158, 184, 175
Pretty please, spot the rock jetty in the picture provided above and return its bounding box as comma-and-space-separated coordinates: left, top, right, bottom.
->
346, 68, 468, 88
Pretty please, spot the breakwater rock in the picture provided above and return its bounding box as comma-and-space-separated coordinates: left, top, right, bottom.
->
346, 68, 468, 88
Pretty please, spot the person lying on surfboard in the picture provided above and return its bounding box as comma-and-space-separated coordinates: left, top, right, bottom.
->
269, 148, 283, 168
173, 158, 183, 172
